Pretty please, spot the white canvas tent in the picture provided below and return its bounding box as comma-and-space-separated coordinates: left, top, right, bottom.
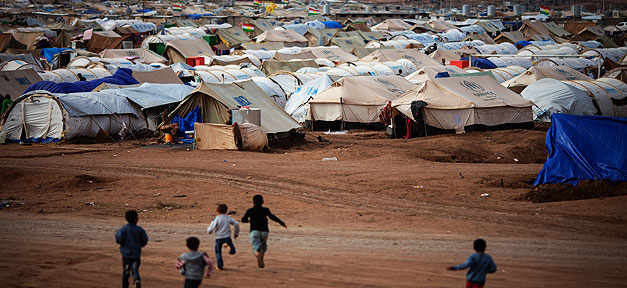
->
284, 73, 341, 123
502, 66, 592, 93
1, 91, 146, 143
309, 75, 417, 123
392, 75, 534, 131
405, 65, 466, 85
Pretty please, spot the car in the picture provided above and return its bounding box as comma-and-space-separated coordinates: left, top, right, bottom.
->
617, 22, 627, 31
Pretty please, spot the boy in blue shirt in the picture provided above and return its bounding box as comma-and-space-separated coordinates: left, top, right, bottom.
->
115, 210, 149, 288
447, 238, 497, 288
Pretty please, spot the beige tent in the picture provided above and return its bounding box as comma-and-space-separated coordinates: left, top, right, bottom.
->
0, 69, 43, 99
543, 22, 571, 38
304, 29, 338, 47
502, 66, 592, 93
217, 27, 251, 48
169, 80, 300, 134
241, 42, 284, 50
371, 19, 412, 31
494, 31, 526, 44
429, 49, 469, 65
274, 51, 316, 61
352, 47, 387, 58
392, 75, 534, 131
165, 38, 215, 64
132, 68, 183, 84
330, 36, 365, 53
360, 49, 441, 67
87, 31, 127, 53
12, 31, 45, 50
357, 31, 385, 42
405, 65, 466, 84
304, 47, 359, 63
309, 75, 417, 123
260, 59, 318, 75
100, 48, 167, 64
429, 20, 457, 32
463, 33, 496, 45
255, 30, 308, 47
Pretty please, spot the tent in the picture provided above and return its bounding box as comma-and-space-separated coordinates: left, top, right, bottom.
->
371, 19, 412, 31
359, 49, 441, 68
38, 68, 112, 83
304, 29, 338, 47
284, 73, 342, 123
168, 80, 300, 134
250, 76, 288, 108
534, 114, 627, 185
302, 46, 358, 63
23, 68, 139, 94
86, 31, 127, 53
502, 66, 592, 93
165, 38, 215, 64
519, 78, 625, 122
194, 122, 268, 151
217, 27, 251, 48
405, 65, 466, 84
484, 66, 527, 83
100, 48, 167, 64
429, 49, 469, 65
255, 30, 308, 47
0, 90, 146, 143
132, 68, 182, 84
329, 36, 365, 53
260, 59, 318, 75
0, 69, 43, 99
494, 31, 526, 44
309, 75, 417, 123
392, 75, 534, 132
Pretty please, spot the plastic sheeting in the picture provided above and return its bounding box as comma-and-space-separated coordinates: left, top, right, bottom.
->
284, 74, 337, 123
520, 78, 598, 121
534, 114, 627, 185
24, 68, 139, 94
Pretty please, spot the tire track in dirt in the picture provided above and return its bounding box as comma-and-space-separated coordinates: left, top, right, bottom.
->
5, 162, 622, 239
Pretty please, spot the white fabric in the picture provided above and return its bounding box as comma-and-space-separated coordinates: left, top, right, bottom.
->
520, 78, 598, 122
285, 74, 336, 123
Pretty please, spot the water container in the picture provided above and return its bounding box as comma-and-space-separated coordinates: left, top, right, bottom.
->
487, 5, 495, 17
513, 5, 522, 16
462, 5, 470, 16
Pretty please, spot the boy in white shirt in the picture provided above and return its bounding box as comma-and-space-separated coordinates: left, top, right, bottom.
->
207, 204, 239, 270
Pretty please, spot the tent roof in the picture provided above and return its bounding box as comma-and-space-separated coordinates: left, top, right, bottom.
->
182, 80, 300, 134
371, 19, 412, 31
100, 48, 167, 64
108, 83, 193, 110
132, 68, 183, 84
255, 29, 308, 43
0, 69, 43, 99
405, 65, 466, 82
217, 27, 251, 47
503, 66, 592, 92
310, 75, 416, 105
393, 75, 533, 109
360, 49, 441, 67
166, 38, 215, 58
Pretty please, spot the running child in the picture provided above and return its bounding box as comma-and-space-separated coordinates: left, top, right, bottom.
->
241, 194, 287, 268
207, 203, 239, 270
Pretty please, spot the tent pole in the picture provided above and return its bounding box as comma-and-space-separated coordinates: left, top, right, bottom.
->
340, 96, 344, 130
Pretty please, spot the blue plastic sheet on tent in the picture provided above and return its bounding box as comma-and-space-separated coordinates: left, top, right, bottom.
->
460, 57, 497, 69
23, 68, 139, 95
8, 137, 61, 144
321, 21, 342, 29
434, 72, 450, 78
515, 40, 532, 48
172, 106, 201, 137
184, 13, 214, 19
40, 48, 72, 64
534, 114, 627, 186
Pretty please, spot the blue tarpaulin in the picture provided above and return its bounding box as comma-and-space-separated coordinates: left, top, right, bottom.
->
321, 21, 342, 29
515, 40, 532, 48
461, 57, 497, 69
23, 68, 139, 94
172, 106, 201, 137
434, 72, 450, 78
40, 48, 72, 64
534, 114, 627, 186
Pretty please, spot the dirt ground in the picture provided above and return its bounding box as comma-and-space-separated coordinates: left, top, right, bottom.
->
0, 129, 626, 288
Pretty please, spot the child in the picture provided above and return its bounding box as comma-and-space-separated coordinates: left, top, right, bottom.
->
241, 194, 287, 268
447, 238, 497, 288
207, 203, 239, 270
115, 210, 149, 288
176, 237, 212, 288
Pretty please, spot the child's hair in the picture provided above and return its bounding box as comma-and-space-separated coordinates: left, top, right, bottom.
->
217, 203, 228, 214
187, 237, 200, 251
253, 194, 264, 205
125, 210, 138, 223
474, 239, 487, 252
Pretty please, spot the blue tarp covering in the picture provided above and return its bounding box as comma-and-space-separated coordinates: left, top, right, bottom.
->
172, 106, 201, 137
515, 40, 532, 48
460, 57, 497, 69
534, 114, 627, 186
434, 72, 450, 78
23, 68, 139, 94
321, 21, 342, 29
40, 48, 72, 64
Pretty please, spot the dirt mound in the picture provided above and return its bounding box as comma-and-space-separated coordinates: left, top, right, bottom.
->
523, 181, 627, 203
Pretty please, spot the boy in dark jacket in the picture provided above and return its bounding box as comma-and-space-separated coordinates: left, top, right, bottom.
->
176, 237, 212, 288
115, 210, 149, 288
447, 238, 497, 288
241, 194, 286, 268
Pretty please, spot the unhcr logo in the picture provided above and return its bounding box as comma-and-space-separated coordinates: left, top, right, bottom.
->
460, 80, 485, 92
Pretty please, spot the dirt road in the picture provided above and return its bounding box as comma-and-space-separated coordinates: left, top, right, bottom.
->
1, 130, 626, 287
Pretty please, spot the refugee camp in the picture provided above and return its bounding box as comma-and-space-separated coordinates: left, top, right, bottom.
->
0, 0, 626, 286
